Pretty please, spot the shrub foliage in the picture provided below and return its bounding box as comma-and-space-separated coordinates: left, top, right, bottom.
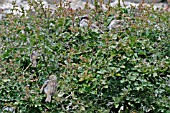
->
0, 0, 170, 112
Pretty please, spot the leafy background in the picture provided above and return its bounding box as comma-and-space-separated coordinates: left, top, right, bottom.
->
0, 0, 170, 112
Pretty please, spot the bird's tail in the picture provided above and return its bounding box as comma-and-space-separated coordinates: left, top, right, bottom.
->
32, 61, 37, 67
45, 95, 51, 102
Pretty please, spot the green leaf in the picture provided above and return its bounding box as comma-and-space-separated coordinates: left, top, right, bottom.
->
2, 79, 11, 82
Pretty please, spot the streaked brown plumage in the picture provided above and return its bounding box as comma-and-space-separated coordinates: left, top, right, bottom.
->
30, 51, 38, 67
166, 0, 170, 11
40, 75, 57, 102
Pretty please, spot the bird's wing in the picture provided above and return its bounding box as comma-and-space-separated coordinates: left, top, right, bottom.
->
40, 80, 49, 93
49, 80, 57, 94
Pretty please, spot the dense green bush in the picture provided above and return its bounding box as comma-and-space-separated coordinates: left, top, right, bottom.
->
0, 0, 170, 112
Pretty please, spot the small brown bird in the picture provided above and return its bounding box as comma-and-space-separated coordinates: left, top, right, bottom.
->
166, 0, 170, 11
40, 75, 57, 102
30, 51, 38, 67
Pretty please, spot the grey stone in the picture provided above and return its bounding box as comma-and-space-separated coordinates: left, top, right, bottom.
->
45, 0, 61, 4
125, 0, 162, 3
81, 0, 115, 3
0, 0, 5, 4
2, 106, 15, 113
45, 0, 115, 4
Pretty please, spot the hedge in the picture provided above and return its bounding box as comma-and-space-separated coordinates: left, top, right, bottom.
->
0, 0, 170, 112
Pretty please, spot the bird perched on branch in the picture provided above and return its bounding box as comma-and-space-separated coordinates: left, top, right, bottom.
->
79, 15, 104, 33
30, 50, 39, 67
166, 0, 170, 11
40, 75, 57, 102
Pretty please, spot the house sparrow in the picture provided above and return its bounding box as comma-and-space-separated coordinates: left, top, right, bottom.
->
79, 15, 104, 33
40, 75, 57, 102
79, 15, 89, 28
108, 19, 124, 31
166, 0, 170, 11
30, 50, 38, 67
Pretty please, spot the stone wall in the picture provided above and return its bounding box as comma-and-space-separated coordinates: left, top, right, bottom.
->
0, 0, 169, 19
45, 0, 162, 3
126, 0, 162, 3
